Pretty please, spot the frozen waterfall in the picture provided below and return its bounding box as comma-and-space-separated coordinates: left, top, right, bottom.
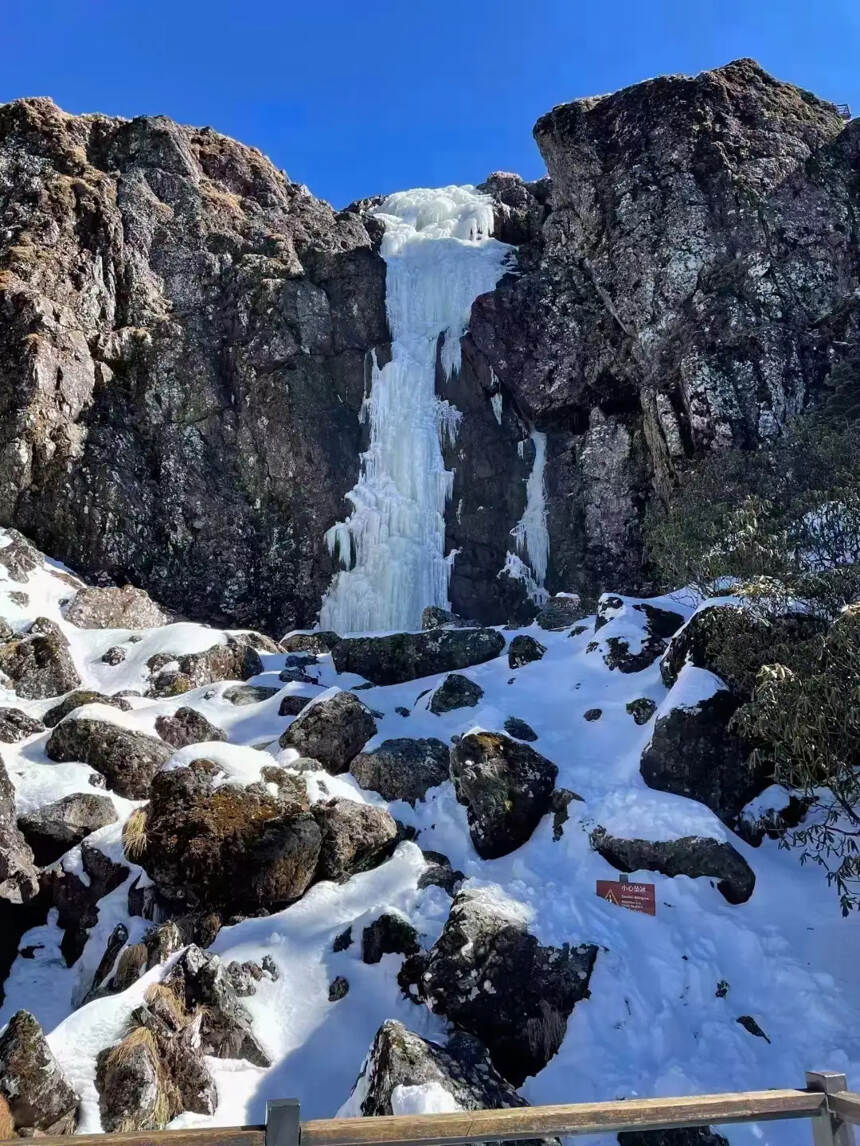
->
319, 186, 513, 634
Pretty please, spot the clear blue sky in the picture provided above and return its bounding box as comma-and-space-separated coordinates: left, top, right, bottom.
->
2, 0, 859, 208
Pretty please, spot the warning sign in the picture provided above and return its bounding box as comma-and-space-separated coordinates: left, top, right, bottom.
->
596, 879, 656, 916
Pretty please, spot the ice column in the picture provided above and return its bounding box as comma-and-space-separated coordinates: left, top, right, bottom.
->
320, 186, 513, 634
503, 429, 550, 605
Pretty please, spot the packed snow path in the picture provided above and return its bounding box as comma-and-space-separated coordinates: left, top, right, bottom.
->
320, 187, 513, 634
0, 534, 857, 1145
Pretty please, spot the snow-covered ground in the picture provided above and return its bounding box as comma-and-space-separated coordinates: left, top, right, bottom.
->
0, 540, 858, 1146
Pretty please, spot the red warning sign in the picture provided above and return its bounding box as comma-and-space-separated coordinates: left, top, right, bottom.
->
596, 879, 656, 916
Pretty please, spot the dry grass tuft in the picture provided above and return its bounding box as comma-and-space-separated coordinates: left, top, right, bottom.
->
122, 806, 149, 860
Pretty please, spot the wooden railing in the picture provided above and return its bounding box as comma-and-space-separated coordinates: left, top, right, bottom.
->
5, 1072, 856, 1146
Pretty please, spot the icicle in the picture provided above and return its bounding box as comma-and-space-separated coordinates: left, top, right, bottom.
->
319, 186, 513, 634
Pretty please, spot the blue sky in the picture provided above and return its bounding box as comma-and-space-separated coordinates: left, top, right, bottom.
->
2, 0, 859, 207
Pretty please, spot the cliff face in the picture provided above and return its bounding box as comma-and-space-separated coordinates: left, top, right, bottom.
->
469, 58, 860, 596
0, 97, 387, 632
1, 60, 859, 631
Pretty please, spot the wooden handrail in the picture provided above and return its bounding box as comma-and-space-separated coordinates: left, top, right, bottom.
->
0, 1087, 832, 1146
829, 1093, 860, 1127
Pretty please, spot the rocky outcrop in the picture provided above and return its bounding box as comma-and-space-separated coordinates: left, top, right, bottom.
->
331, 628, 505, 686
0, 619, 80, 698
154, 706, 226, 748
43, 689, 131, 726
44, 840, 129, 966
429, 673, 483, 714
349, 738, 450, 804
0, 97, 388, 635
401, 888, 597, 1085
46, 715, 173, 798
345, 1019, 543, 1117
591, 828, 756, 904
507, 634, 546, 668
0, 761, 39, 906
450, 732, 557, 858
468, 60, 860, 597
361, 913, 419, 965
0, 1011, 79, 1134
65, 585, 170, 629
312, 798, 398, 881
640, 685, 770, 828
139, 761, 319, 914
279, 690, 376, 772
0, 706, 44, 741
147, 635, 269, 697
18, 791, 117, 865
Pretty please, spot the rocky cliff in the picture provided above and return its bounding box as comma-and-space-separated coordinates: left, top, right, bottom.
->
1, 60, 859, 632
469, 58, 860, 597
0, 97, 387, 632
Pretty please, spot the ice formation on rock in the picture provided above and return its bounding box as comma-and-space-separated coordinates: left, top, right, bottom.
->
320, 187, 512, 634
505, 429, 549, 604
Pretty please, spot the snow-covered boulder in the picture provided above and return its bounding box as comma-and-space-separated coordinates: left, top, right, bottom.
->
154, 706, 227, 748
18, 791, 118, 866
350, 737, 449, 804
279, 689, 377, 772
535, 594, 586, 631
591, 828, 756, 904
451, 732, 557, 858
65, 584, 171, 629
342, 1019, 540, 1117
46, 713, 173, 799
0, 706, 44, 742
148, 633, 273, 698
401, 888, 597, 1085
0, 1010, 79, 1134
0, 618, 80, 698
331, 627, 505, 686
640, 678, 769, 828
429, 673, 483, 714
313, 798, 399, 882
139, 761, 320, 914
43, 689, 131, 726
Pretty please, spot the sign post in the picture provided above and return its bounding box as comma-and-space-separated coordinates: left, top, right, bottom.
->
596, 874, 656, 916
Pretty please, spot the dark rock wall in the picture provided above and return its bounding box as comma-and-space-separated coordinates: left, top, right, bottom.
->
0, 97, 387, 632
469, 59, 860, 598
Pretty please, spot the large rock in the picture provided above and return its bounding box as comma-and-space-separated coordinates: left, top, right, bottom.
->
0, 759, 39, 907
0, 706, 44, 742
640, 686, 770, 828
18, 792, 118, 865
331, 628, 505, 686
429, 673, 483, 714
350, 738, 450, 804
43, 689, 131, 727
313, 797, 399, 881
507, 634, 546, 668
591, 829, 756, 904
148, 635, 269, 697
0, 1010, 79, 1134
402, 889, 597, 1085
0, 619, 80, 698
96, 1028, 171, 1133
535, 595, 586, 631
44, 840, 130, 966
46, 716, 173, 799
65, 584, 170, 629
164, 945, 270, 1066
154, 707, 227, 748
0, 98, 387, 634
469, 60, 860, 598
450, 732, 557, 858
140, 762, 320, 914
344, 1019, 543, 1119
279, 690, 376, 772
